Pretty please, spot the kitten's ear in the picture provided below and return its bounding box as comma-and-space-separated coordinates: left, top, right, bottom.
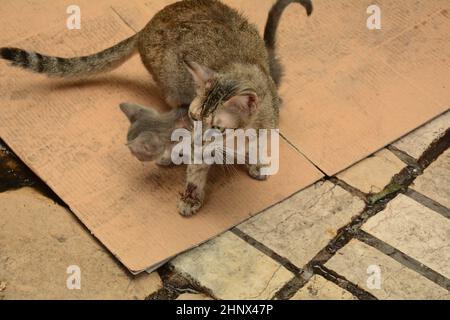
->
224, 92, 258, 116
120, 103, 145, 122
184, 60, 216, 87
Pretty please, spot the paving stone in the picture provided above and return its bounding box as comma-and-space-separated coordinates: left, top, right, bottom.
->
412, 148, 450, 208
170, 232, 293, 300
362, 194, 450, 279
337, 149, 406, 194
177, 293, 213, 300
239, 181, 365, 267
393, 110, 450, 159
0, 187, 162, 300
291, 275, 356, 300
326, 240, 450, 300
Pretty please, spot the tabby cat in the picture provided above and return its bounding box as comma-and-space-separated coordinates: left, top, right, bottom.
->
1, 0, 312, 216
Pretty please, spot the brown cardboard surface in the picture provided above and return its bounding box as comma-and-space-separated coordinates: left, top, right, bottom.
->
276, 0, 449, 174
0, 0, 449, 272
0, 1, 322, 273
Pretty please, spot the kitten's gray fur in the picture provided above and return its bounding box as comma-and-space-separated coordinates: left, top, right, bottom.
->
120, 103, 189, 164
1, 0, 312, 216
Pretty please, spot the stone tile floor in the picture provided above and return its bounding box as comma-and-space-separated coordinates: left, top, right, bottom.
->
0, 110, 449, 300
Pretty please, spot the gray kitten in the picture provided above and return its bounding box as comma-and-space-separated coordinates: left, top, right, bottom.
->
1, 0, 312, 216
120, 103, 189, 166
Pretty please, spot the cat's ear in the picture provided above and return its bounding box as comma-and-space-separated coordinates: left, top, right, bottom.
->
224, 92, 258, 116
184, 60, 216, 87
120, 103, 145, 122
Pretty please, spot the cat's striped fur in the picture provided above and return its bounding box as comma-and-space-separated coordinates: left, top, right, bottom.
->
0, 36, 138, 77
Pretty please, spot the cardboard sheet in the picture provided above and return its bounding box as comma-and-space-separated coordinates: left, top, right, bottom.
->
0, 0, 448, 272
276, 0, 450, 174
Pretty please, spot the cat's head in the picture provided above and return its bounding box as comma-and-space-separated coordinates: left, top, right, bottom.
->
120, 103, 170, 162
185, 60, 261, 132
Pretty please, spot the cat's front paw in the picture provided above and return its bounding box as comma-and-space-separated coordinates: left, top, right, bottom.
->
178, 183, 204, 217
178, 199, 202, 217
247, 164, 269, 181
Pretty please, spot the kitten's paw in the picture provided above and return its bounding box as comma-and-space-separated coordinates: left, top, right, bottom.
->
178, 199, 202, 217
247, 165, 269, 181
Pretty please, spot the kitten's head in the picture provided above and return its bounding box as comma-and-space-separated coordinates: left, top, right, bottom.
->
120, 103, 170, 162
185, 61, 260, 132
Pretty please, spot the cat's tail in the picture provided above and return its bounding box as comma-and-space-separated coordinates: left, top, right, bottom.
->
264, 0, 313, 86
0, 35, 138, 77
